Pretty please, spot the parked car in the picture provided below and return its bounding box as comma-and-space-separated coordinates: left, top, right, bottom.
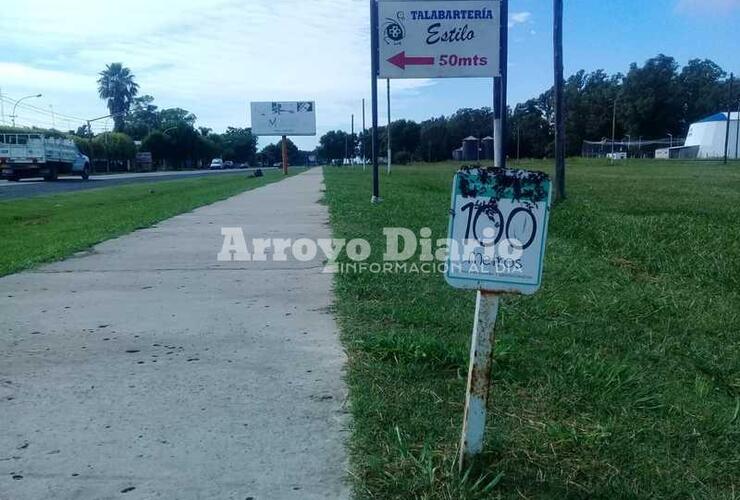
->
238, 162, 250, 169
224, 160, 234, 169
209, 158, 224, 170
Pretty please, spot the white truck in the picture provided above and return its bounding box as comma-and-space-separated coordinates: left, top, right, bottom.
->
0, 133, 91, 182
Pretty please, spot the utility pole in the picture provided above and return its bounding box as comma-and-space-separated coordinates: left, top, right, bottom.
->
611, 96, 618, 157
351, 113, 355, 166
362, 98, 367, 169
517, 126, 521, 160
724, 73, 734, 165
387, 79, 392, 174
553, 0, 566, 201
735, 99, 739, 160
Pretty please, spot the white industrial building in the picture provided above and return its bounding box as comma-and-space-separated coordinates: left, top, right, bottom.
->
656, 112, 739, 159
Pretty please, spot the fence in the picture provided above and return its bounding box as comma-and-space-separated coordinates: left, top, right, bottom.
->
582, 138, 684, 159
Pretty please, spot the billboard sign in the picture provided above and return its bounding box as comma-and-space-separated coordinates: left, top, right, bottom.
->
250, 101, 317, 136
378, 0, 501, 79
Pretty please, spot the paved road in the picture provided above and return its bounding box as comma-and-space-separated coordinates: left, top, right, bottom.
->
0, 169, 348, 499
0, 169, 268, 201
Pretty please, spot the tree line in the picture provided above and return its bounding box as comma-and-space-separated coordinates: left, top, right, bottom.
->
7, 55, 733, 166
318, 54, 735, 162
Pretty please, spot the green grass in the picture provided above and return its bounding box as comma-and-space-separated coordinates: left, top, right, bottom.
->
324, 158, 740, 499
0, 170, 292, 276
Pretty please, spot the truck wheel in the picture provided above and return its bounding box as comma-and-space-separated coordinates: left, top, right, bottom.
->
81, 164, 90, 181
44, 167, 58, 182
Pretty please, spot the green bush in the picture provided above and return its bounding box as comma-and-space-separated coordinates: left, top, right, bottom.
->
393, 150, 412, 165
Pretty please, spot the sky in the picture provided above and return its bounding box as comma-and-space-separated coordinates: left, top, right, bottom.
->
0, 0, 738, 149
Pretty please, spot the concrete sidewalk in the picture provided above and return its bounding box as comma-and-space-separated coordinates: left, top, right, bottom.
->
0, 169, 349, 499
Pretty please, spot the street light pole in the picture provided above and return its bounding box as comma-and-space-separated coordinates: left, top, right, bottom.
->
735, 99, 739, 160
10, 94, 43, 127
362, 98, 367, 169
387, 79, 392, 175
611, 96, 618, 157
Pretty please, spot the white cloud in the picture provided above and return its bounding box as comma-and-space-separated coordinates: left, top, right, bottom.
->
0, 0, 432, 147
509, 11, 532, 28
0, 63, 90, 92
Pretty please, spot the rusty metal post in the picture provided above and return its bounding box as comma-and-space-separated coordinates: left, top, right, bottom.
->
281, 135, 288, 175
459, 291, 500, 471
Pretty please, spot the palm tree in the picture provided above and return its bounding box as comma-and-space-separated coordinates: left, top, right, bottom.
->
97, 63, 139, 132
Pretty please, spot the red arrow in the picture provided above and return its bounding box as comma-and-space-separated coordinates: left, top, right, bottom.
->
387, 51, 435, 70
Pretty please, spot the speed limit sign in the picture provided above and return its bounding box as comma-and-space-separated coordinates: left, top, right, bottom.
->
445, 167, 552, 295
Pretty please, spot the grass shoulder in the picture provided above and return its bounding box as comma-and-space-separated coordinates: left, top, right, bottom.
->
324, 161, 740, 499
0, 170, 295, 276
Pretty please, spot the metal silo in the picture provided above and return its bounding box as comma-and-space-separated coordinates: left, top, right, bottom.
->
462, 136, 479, 162
481, 136, 494, 160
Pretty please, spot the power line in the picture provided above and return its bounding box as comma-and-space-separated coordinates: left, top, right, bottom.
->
0, 95, 89, 123
3, 100, 84, 126
10, 113, 57, 128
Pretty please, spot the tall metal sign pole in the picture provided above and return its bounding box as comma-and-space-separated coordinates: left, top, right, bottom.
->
553, 0, 565, 199
370, 0, 381, 203
493, 78, 502, 167
499, 0, 508, 170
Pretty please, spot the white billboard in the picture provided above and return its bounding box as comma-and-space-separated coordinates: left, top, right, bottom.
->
250, 101, 317, 136
378, 0, 501, 79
